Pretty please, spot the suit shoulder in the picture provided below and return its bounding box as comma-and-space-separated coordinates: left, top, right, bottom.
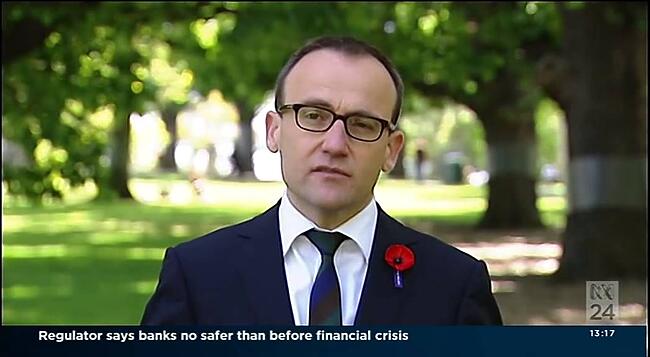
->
389, 222, 491, 289
393, 219, 482, 266
379, 205, 480, 266
172, 205, 276, 255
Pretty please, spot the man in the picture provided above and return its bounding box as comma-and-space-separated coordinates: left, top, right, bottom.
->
141, 36, 503, 326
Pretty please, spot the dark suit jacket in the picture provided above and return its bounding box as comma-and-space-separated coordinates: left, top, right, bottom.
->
141, 202, 503, 325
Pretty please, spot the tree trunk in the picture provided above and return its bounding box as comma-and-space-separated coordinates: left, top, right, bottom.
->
159, 104, 179, 172
549, 3, 647, 280
477, 114, 543, 229
233, 101, 255, 178
97, 109, 133, 200
415, 71, 544, 228
110, 109, 133, 199
472, 70, 543, 229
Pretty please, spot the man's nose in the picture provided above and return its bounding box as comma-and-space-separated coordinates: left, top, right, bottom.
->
320, 119, 349, 155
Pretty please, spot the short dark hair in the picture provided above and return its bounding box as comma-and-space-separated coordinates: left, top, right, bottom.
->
274, 36, 404, 124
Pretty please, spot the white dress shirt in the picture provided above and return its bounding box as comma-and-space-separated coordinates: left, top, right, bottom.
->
278, 192, 377, 326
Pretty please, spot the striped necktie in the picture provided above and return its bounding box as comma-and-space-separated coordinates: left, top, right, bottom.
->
306, 229, 348, 326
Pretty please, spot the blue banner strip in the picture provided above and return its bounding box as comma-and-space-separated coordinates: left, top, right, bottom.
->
1, 325, 646, 357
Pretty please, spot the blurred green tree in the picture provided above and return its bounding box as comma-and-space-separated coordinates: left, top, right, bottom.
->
4, 2, 644, 279
3, 2, 557, 226
2, 2, 222, 199
4, 2, 141, 199
387, 2, 561, 228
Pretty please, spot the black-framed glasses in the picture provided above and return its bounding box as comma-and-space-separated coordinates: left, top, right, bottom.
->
277, 103, 396, 142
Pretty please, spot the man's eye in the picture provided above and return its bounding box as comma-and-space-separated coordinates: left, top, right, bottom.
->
352, 122, 371, 129
350, 118, 380, 131
302, 110, 327, 120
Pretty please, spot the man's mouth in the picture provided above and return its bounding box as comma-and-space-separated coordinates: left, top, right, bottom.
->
311, 165, 351, 177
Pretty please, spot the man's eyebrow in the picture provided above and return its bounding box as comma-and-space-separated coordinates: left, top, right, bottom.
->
300, 98, 386, 120
301, 98, 335, 109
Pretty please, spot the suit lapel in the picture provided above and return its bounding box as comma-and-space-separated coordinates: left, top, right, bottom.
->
236, 202, 294, 325
355, 205, 419, 325
233, 201, 419, 325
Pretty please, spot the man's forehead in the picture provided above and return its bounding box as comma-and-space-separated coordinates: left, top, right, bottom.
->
283, 49, 396, 116
288, 49, 387, 78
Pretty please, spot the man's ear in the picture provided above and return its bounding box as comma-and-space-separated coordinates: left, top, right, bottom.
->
266, 111, 281, 153
382, 130, 405, 173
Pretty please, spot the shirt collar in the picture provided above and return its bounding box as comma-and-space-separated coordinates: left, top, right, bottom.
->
278, 191, 376, 262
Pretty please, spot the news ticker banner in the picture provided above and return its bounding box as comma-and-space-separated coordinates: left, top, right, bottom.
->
0, 326, 646, 357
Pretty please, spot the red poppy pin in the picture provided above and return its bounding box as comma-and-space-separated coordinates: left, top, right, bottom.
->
384, 244, 415, 289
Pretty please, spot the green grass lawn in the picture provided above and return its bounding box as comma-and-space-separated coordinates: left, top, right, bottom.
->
2, 179, 567, 325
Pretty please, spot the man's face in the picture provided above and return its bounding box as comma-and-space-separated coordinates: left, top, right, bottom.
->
266, 49, 404, 214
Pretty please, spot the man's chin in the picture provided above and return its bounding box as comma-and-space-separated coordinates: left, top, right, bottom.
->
308, 192, 365, 212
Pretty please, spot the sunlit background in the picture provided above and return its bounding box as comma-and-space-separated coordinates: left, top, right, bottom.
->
2, 2, 646, 326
